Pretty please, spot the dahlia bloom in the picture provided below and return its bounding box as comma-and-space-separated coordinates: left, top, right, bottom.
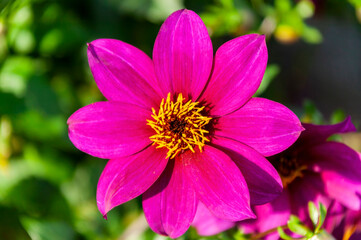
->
67, 9, 303, 238
238, 117, 361, 240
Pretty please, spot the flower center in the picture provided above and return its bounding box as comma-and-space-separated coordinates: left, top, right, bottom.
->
270, 154, 307, 188
147, 93, 212, 159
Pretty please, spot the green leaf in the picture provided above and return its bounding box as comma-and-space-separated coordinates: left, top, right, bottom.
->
275, 0, 292, 12
0, 0, 13, 16
0, 56, 42, 96
277, 227, 293, 240
287, 215, 312, 236
330, 110, 346, 124
348, 0, 361, 8
39, 29, 64, 55
234, 230, 251, 240
302, 100, 324, 124
288, 214, 302, 223
315, 203, 327, 233
302, 25, 323, 44
296, 0, 315, 19
308, 201, 319, 226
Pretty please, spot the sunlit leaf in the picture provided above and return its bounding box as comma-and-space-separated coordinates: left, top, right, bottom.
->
277, 227, 293, 240
315, 203, 327, 233
302, 25, 322, 44
308, 201, 319, 226
296, 0, 315, 19
9, 4, 33, 27
330, 109, 346, 124
287, 215, 312, 237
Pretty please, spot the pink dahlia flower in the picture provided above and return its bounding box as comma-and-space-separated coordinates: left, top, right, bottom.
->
238, 117, 361, 240
67, 9, 303, 238
192, 118, 360, 238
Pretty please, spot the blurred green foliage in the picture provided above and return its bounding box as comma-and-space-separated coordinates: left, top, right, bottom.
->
201, 0, 322, 43
0, 0, 359, 239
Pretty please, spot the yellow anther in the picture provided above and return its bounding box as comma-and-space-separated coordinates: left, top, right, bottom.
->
281, 165, 308, 188
147, 93, 211, 159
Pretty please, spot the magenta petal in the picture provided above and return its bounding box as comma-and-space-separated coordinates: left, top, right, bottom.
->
200, 34, 267, 116
153, 9, 213, 100
322, 171, 361, 210
241, 191, 291, 236
323, 201, 345, 234
288, 174, 329, 221
307, 142, 361, 210
255, 191, 291, 233
215, 97, 303, 157
87, 39, 162, 109
299, 116, 356, 147
67, 101, 153, 159
308, 142, 361, 181
143, 159, 197, 238
192, 202, 235, 236
97, 146, 168, 217
212, 137, 282, 205
183, 145, 255, 221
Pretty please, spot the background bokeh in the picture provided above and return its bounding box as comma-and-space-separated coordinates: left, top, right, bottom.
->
0, 0, 360, 239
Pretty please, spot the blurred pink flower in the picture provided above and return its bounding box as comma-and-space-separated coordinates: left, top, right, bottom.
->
238, 117, 361, 240
193, 118, 361, 239
67, 9, 303, 238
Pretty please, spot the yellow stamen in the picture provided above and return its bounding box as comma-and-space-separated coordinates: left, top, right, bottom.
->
281, 165, 307, 188
272, 155, 308, 188
147, 93, 211, 159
